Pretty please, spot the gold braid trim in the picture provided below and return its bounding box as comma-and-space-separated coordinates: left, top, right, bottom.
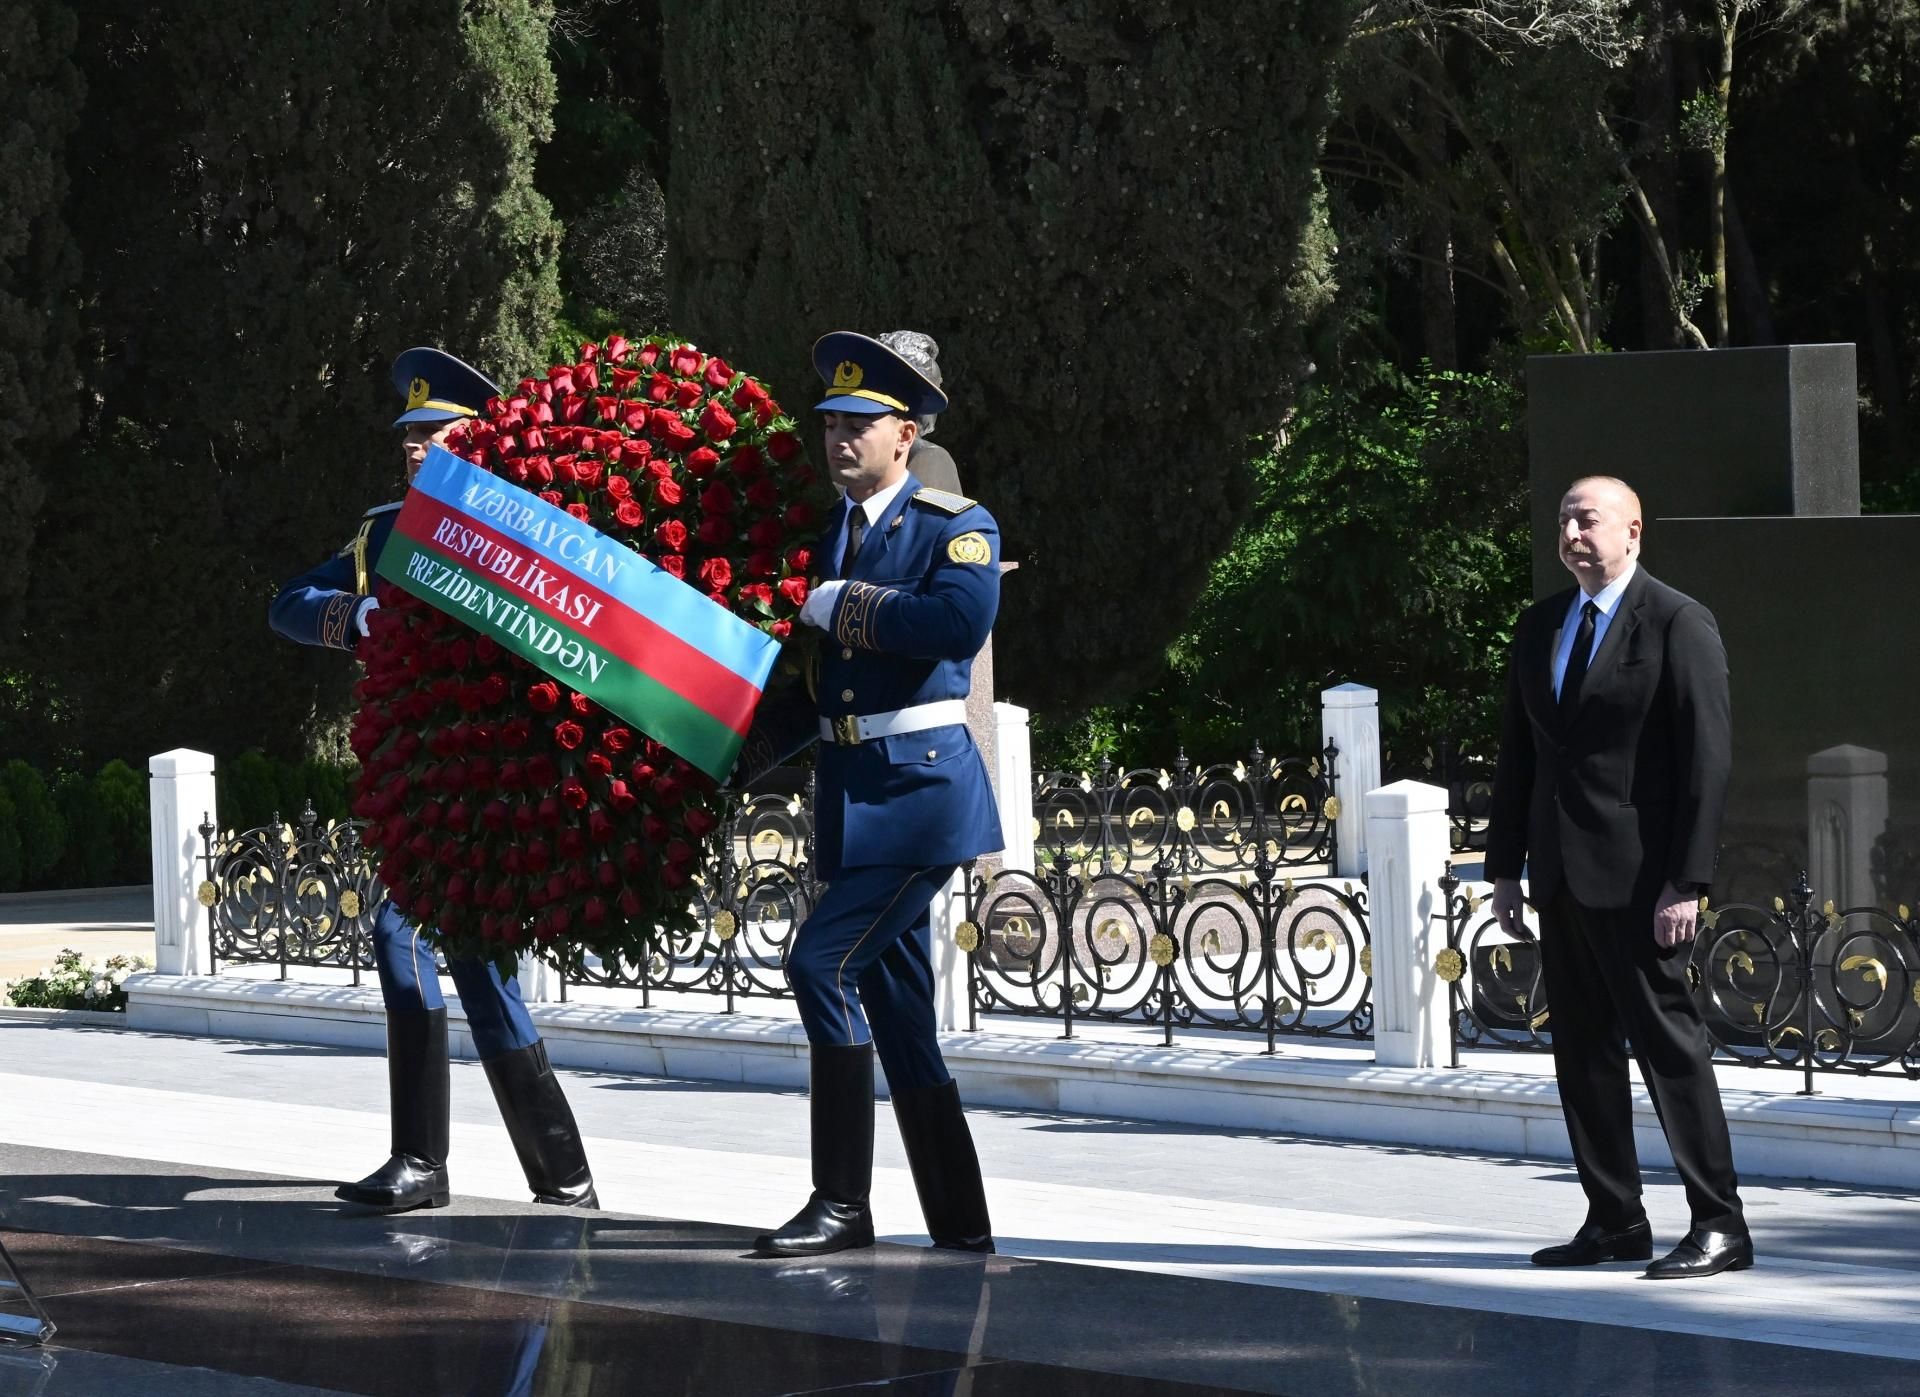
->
835, 581, 897, 650
352, 518, 376, 596
320, 594, 357, 650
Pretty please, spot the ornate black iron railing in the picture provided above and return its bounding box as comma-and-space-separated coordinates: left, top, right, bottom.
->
198, 805, 385, 980
1383, 738, 1495, 855
1031, 744, 1341, 876
961, 847, 1372, 1050
1438, 866, 1920, 1084
554, 787, 817, 1009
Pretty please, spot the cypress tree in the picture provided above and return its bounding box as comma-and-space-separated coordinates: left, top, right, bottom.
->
0, 2, 83, 630
662, 0, 1352, 710
12, 0, 561, 768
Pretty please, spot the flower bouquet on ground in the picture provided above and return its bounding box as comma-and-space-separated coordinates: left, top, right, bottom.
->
349, 335, 823, 967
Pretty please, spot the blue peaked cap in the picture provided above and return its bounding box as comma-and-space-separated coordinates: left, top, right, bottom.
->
812, 331, 949, 417
391, 347, 502, 428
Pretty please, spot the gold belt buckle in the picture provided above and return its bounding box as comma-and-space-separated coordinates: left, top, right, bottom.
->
832, 714, 861, 746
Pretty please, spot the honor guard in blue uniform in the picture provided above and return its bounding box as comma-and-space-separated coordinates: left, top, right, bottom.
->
734, 332, 1003, 1256
270, 347, 598, 1214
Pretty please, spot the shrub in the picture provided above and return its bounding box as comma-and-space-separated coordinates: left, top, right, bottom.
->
93, 758, 148, 884
1, 758, 65, 887
54, 769, 114, 887
0, 785, 20, 893
3, 947, 151, 1011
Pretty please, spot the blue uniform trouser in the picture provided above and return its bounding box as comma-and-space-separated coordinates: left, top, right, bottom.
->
370, 900, 539, 1058
787, 863, 960, 1092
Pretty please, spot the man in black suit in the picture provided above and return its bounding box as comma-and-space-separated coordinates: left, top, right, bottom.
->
1488, 475, 1751, 1280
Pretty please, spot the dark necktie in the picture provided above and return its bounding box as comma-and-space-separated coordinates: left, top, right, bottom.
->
842, 505, 866, 577
1559, 600, 1599, 715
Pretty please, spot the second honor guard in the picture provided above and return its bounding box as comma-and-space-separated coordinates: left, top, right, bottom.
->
734, 332, 1003, 1256
270, 348, 598, 1214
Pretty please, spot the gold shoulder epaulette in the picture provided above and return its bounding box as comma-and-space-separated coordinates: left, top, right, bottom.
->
911, 487, 975, 516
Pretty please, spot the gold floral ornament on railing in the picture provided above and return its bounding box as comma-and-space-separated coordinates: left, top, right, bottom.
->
1148, 933, 1177, 967
954, 920, 981, 953
1434, 947, 1466, 982
712, 910, 738, 941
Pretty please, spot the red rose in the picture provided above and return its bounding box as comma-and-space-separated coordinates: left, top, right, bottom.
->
784, 502, 818, 529
670, 346, 703, 378
652, 478, 684, 507
778, 576, 810, 608
740, 583, 774, 608
610, 365, 640, 392
660, 418, 697, 452
746, 477, 780, 509
644, 457, 674, 482
701, 481, 737, 515
566, 503, 591, 523
685, 806, 719, 837
607, 335, 629, 362
606, 473, 633, 501
697, 517, 733, 547
665, 838, 696, 866
768, 431, 803, 463
561, 776, 589, 810
615, 498, 644, 529
528, 682, 560, 712
704, 357, 734, 388
748, 519, 786, 548
639, 344, 661, 366
554, 721, 585, 750
654, 518, 689, 553
583, 897, 608, 928
585, 751, 612, 779
699, 556, 734, 591
575, 458, 605, 490
771, 619, 793, 639
747, 549, 780, 578
528, 458, 555, 486
729, 443, 764, 477
619, 887, 644, 918
607, 779, 637, 812
602, 725, 633, 753
699, 400, 737, 441
659, 554, 686, 579
527, 754, 558, 786
538, 489, 563, 507
684, 446, 720, 478
647, 372, 674, 403
588, 809, 615, 842
570, 690, 592, 716
786, 545, 813, 572
576, 362, 600, 390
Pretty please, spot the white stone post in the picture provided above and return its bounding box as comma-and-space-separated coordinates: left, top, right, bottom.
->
1365, 780, 1453, 1068
149, 749, 217, 977
994, 701, 1035, 872
1321, 683, 1381, 878
515, 953, 562, 1004
928, 869, 972, 1033
1807, 744, 1889, 912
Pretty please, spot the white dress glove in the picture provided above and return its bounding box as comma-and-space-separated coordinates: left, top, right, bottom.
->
799, 579, 844, 631
354, 596, 381, 637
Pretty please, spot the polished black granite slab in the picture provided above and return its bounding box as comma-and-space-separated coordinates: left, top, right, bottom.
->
5, 1141, 1920, 1396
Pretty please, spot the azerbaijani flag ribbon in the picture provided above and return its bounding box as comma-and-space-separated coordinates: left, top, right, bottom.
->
376, 445, 780, 782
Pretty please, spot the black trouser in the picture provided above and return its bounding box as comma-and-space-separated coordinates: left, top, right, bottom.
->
1540, 887, 1744, 1233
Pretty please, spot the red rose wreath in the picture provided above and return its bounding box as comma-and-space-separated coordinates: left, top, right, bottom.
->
348, 336, 822, 965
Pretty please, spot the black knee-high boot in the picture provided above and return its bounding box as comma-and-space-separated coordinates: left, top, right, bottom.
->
337, 1007, 451, 1211
892, 1079, 994, 1252
754, 1044, 875, 1256
482, 1041, 599, 1208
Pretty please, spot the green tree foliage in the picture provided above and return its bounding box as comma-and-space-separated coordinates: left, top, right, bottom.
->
1039, 363, 1528, 769
9, 0, 561, 770
53, 768, 113, 888
92, 759, 149, 884
1, 758, 65, 887
0, 2, 83, 632
0, 786, 21, 893
663, 0, 1354, 710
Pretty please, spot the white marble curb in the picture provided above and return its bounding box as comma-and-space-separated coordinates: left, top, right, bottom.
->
121, 973, 1920, 1189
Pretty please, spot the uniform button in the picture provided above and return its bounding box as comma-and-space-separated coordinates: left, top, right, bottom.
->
841, 688, 854, 702
927, 749, 938, 760
841, 647, 853, 660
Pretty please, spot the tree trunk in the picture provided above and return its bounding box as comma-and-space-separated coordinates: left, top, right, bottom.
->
1416, 68, 1458, 370
1633, 0, 1686, 349
1709, 7, 1737, 346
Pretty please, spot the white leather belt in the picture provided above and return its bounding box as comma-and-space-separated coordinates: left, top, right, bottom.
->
821, 699, 968, 746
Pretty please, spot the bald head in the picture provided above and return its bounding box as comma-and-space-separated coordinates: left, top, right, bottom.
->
1557, 476, 1643, 595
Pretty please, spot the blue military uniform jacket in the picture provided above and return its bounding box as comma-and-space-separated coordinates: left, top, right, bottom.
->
743, 476, 1004, 880
269, 504, 402, 650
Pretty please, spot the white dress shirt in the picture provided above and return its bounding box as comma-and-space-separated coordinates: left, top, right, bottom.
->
1550, 560, 1637, 699
799, 474, 913, 630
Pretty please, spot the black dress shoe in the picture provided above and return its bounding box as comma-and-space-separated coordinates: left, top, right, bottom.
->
1529, 1219, 1653, 1266
1643, 1228, 1754, 1279
755, 1193, 876, 1257
335, 1154, 450, 1212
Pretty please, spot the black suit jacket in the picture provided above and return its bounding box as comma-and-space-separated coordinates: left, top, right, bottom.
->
1486, 566, 1731, 911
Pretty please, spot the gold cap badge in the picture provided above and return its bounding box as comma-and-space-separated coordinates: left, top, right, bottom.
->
406, 376, 432, 410
831, 360, 865, 391
947, 531, 991, 565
